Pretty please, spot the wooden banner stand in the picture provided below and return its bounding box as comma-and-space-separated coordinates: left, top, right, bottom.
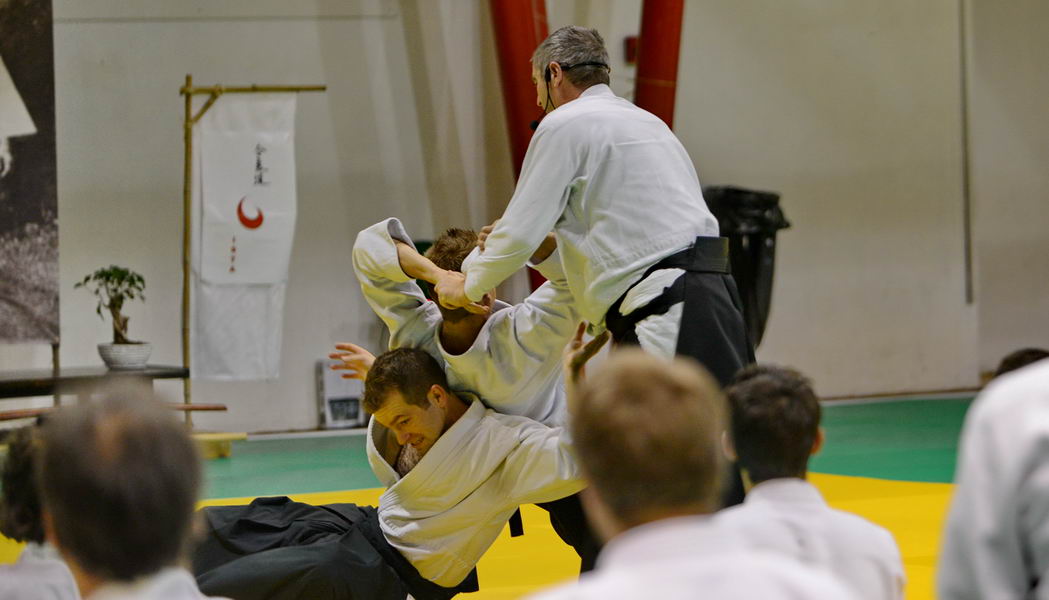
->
178, 76, 325, 447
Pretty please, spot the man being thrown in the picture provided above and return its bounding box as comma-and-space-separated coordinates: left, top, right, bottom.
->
717, 365, 905, 600
338, 217, 599, 567
195, 346, 595, 600
527, 351, 855, 600
434, 26, 752, 388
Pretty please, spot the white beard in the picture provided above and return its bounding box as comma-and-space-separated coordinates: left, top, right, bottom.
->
395, 443, 422, 477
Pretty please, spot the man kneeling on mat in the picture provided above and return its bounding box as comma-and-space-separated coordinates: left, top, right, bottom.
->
194, 346, 597, 600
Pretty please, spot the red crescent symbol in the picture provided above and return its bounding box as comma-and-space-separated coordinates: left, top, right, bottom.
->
237, 197, 264, 229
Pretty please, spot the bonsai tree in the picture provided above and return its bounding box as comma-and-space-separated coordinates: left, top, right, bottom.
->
75, 265, 145, 344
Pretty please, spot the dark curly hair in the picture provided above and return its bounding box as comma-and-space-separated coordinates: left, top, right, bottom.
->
726, 364, 822, 484
0, 426, 44, 543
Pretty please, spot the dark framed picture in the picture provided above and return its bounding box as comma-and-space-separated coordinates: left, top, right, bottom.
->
316, 359, 368, 429
0, 0, 58, 343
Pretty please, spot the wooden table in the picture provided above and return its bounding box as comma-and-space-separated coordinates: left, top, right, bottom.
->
0, 364, 189, 401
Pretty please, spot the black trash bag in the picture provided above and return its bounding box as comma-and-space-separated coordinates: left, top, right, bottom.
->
704, 186, 790, 348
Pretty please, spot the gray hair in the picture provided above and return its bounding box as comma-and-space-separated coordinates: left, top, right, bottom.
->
36, 395, 201, 582
531, 26, 610, 88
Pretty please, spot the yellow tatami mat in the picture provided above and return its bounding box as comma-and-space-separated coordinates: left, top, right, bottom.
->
0, 474, 952, 599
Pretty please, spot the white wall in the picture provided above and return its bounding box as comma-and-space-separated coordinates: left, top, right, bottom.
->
967, 0, 1049, 373
675, 1, 980, 396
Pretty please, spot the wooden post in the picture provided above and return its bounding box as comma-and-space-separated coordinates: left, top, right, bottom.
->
182, 74, 194, 426
50, 342, 60, 407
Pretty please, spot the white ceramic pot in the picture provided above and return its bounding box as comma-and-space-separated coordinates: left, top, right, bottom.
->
98, 342, 152, 369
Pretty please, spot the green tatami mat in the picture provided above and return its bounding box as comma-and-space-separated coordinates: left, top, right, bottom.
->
204, 434, 378, 499
203, 396, 975, 500
811, 397, 972, 483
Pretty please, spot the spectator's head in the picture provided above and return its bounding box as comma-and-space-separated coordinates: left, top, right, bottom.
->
993, 347, 1049, 379
725, 364, 823, 487
36, 397, 201, 590
1, 426, 44, 544
531, 26, 611, 96
570, 350, 725, 541
363, 348, 465, 458
424, 228, 494, 324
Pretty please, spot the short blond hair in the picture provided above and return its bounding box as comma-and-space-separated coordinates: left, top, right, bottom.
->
570, 350, 726, 526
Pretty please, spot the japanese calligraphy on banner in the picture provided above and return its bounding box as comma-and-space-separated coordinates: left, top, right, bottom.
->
191, 94, 297, 380
199, 95, 297, 284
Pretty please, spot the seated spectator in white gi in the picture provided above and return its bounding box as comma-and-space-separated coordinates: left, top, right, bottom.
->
528, 350, 857, 600
36, 396, 221, 600
716, 365, 905, 600
0, 425, 79, 599
938, 356, 1049, 599
195, 347, 592, 600
992, 346, 1049, 379
342, 218, 599, 568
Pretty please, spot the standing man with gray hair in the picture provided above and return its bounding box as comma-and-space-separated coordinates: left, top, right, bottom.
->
435, 25, 750, 389
435, 25, 751, 504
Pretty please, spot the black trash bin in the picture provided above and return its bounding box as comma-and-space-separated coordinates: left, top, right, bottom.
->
704, 186, 790, 348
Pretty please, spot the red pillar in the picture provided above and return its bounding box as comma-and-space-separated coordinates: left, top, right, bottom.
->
490, 0, 549, 178
490, 0, 549, 290
634, 0, 685, 129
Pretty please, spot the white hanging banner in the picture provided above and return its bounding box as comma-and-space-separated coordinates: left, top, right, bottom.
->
191, 94, 297, 380
199, 95, 297, 283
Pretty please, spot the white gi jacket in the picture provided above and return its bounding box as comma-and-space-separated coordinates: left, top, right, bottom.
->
938, 359, 1049, 600
89, 567, 226, 599
367, 398, 584, 587
461, 83, 718, 326
716, 478, 905, 600
526, 515, 858, 600
353, 218, 578, 426
0, 542, 79, 599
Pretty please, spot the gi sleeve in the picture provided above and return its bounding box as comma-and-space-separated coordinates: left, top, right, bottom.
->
462, 124, 582, 301
352, 218, 441, 349
480, 247, 578, 417
937, 389, 1032, 600
498, 421, 584, 506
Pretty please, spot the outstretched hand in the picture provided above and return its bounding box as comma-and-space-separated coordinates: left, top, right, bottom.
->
563, 323, 611, 387
329, 343, 376, 380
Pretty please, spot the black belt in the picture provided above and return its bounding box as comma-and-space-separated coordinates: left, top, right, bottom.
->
357, 507, 479, 599
605, 237, 731, 343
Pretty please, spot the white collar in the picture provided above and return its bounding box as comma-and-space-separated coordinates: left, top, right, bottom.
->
90, 567, 208, 599
379, 398, 487, 486
579, 83, 614, 99
17, 542, 64, 563
597, 515, 740, 569
746, 478, 827, 506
